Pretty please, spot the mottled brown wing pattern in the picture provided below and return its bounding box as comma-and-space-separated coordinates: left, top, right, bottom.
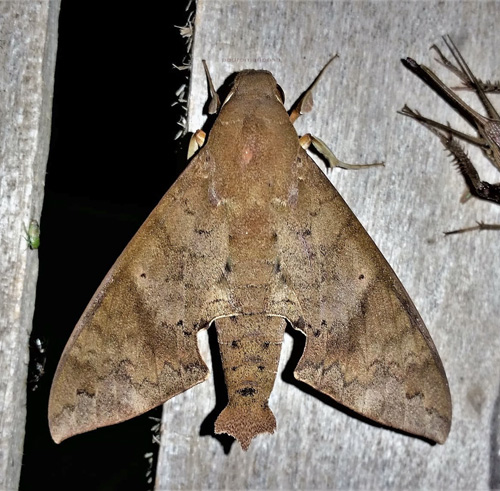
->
49, 66, 452, 449
277, 149, 451, 443
48, 151, 232, 443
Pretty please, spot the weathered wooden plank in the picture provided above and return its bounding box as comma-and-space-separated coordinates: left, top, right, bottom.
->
156, 1, 500, 489
0, 1, 60, 489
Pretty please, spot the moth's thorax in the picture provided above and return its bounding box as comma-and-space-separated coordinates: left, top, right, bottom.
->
202, 74, 301, 312
208, 90, 299, 203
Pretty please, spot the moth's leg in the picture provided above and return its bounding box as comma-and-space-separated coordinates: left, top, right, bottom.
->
185, 60, 221, 160
187, 129, 206, 159
202, 60, 220, 114
444, 221, 500, 235
290, 55, 382, 170
289, 55, 338, 124
299, 133, 384, 170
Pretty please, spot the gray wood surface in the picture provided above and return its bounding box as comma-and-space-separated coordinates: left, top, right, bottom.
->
0, 1, 60, 489
156, 1, 500, 489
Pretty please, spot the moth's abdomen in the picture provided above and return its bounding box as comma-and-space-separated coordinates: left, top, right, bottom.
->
214, 314, 286, 450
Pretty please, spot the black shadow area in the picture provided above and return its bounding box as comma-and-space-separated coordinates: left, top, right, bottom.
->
20, 2, 192, 490
199, 325, 235, 454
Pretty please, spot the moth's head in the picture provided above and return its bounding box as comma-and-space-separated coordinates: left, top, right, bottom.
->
223, 70, 285, 107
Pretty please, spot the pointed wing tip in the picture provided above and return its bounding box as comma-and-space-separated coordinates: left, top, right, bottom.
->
48, 422, 67, 444
428, 418, 451, 445
434, 431, 449, 445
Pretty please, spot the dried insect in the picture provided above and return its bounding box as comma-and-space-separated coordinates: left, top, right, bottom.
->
400, 35, 500, 234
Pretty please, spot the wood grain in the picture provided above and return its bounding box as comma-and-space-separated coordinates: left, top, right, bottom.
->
156, 1, 500, 489
0, 1, 60, 489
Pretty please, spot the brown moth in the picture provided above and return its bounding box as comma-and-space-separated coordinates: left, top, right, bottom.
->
49, 58, 452, 450
400, 35, 500, 234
